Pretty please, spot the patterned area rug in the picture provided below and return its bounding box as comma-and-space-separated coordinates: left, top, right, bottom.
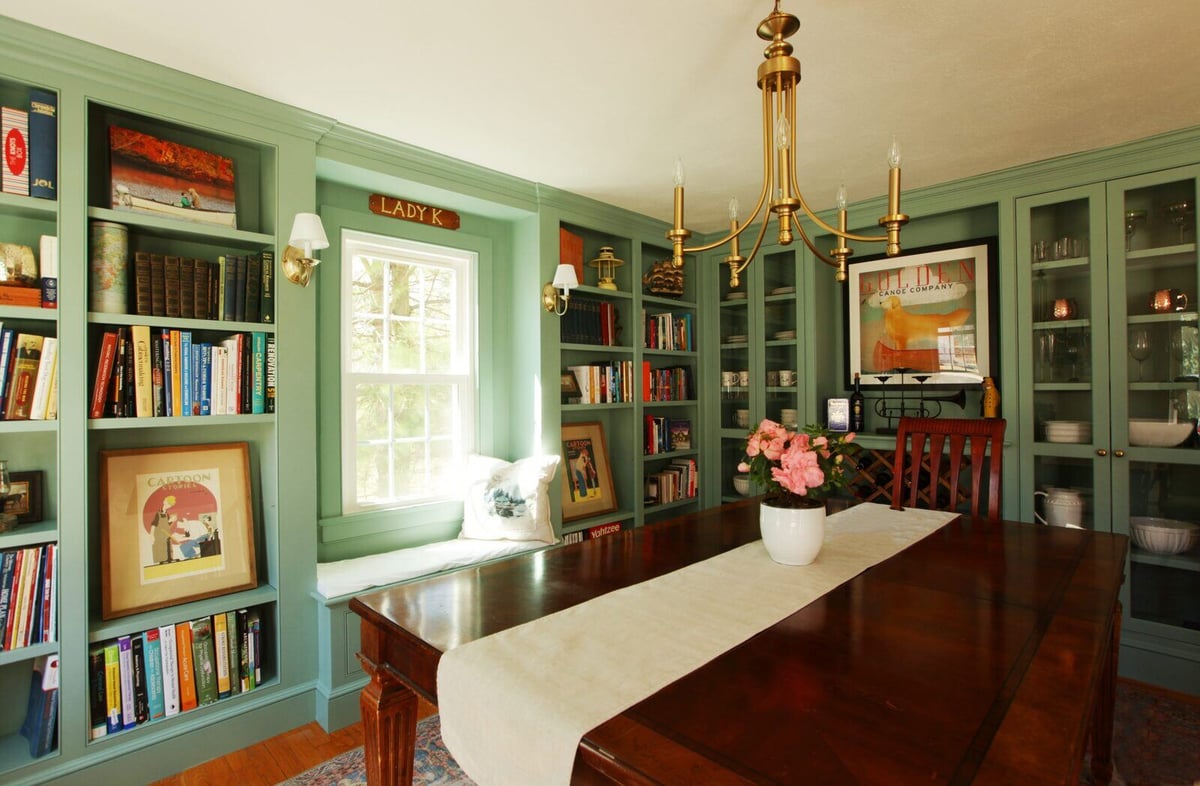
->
279, 680, 1199, 785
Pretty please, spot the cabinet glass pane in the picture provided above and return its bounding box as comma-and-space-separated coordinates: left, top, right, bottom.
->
1030, 197, 1097, 443
1127, 460, 1200, 631
1123, 178, 1198, 448
1032, 456, 1094, 529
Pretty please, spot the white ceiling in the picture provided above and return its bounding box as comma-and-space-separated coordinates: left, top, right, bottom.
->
7, 1, 1200, 232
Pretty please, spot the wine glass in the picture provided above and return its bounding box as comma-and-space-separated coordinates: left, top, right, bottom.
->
1165, 200, 1194, 244
1128, 327, 1152, 382
1125, 210, 1147, 252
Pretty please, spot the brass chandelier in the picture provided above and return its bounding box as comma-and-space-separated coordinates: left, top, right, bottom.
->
668, 1, 909, 287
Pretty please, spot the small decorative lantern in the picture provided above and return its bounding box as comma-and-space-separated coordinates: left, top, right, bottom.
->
589, 246, 624, 291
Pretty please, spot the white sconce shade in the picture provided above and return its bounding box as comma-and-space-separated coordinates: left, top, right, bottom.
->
543, 263, 579, 316
283, 212, 330, 288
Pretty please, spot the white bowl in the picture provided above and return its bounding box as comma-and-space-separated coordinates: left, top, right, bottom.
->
1128, 419, 1192, 447
732, 475, 751, 496
1130, 516, 1200, 555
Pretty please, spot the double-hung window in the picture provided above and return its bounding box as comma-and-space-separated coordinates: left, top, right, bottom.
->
341, 229, 476, 513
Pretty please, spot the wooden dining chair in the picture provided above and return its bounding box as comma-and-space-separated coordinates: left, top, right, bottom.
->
889, 417, 1007, 520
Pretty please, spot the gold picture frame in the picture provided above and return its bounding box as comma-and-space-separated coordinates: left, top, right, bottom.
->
560, 421, 617, 522
99, 442, 256, 620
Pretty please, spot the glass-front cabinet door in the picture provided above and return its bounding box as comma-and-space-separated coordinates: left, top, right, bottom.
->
1018, 183, 1111, 531
1107, 166, 1200, 682
1019, 165, 1200, 689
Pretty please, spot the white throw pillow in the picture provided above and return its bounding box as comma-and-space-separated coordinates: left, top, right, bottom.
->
460, 454, 560, 544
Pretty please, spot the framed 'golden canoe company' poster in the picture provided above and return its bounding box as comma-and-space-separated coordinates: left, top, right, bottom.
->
99, 442, 256, 619
560, 421, 617, 522
844, 237, 998, 389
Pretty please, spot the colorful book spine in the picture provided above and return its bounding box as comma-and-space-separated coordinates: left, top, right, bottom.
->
103, 642, 121, 734
158, 624, 180, 717
143, 628, 165, 720
0, 550, 15, 648
180, 330, 192, 416
225, 610, 241, 695
27, 336, 56, 420
0, 328, 16, 418
191, 617, 219, 706
130, 325, 153, 417
265, 335, 276, 414
198, 343, 212, 416
175, 620, 197, 711
160, 328, 172, 416
213, 611, 231, 698
1, 107, 29, 196
244, 253, 261, 323
131, 633, 149, 724
250, 331, 266, 414
117, 635, 136, 730
5, 333, 44, 420
260, 249, 274, 323
88, 646, 108, 739
169, 330, 182, 417
27, 89, 56, 200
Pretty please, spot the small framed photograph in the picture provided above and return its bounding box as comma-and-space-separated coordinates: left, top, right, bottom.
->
843, 237, 999, 388
560, 421, 617, 522
5, 470, 44, 524
99, 442, 257, 620
560, 371, 582, 404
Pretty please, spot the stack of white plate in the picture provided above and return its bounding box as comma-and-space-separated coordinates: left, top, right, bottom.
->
1044, 420, 1092, 443
773, 329, 796, 340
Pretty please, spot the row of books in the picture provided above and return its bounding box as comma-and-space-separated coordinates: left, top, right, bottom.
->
567, 360, 635, 404
645, 458, 698, 506
643, 310, 694, 352
559, 520, 625, 546
90, 327, 275, 418
561, 297, 621, 346
642, 363, 693, 402
20, 654, 59, 759
131, 250, 273, 323
644, 416, 691, 455
89, 608, 264, 739
0, 543, 57, 651
0, 328, 57, 421
1, 90, 56, 199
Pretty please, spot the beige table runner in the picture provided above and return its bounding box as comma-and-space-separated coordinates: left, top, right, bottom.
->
437, 503, 958, 786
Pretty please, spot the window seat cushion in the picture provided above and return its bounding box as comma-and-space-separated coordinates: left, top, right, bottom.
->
316, 537, 545, 599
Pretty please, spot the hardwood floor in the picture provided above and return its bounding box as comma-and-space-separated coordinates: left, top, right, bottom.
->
150, 699, 435, 786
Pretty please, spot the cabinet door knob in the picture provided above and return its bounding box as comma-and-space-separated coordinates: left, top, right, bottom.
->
1096, 449, 1108, 457
1114, 449, 1126, 458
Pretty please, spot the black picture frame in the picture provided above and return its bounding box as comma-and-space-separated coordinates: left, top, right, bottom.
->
842, 236, 1000, 389
561, 371, 582, 404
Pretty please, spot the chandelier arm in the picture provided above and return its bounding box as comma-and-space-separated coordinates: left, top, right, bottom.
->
734, 211, 774, 278
789, 211, 839, 268
787, 169, 891, 245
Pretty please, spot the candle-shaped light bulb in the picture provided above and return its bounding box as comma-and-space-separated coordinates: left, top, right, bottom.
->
887, 136, 902, 169
673, 158, 686, 187
836, 184, 847, 211
728, 197, 740, 222
775, 113, 790, 151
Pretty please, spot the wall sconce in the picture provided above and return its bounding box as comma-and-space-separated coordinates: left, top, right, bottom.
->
542, 263, 579, 316
282, 212, 330, 287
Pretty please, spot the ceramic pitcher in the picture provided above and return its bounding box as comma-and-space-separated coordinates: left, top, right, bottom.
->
1034, 487, 1085, 528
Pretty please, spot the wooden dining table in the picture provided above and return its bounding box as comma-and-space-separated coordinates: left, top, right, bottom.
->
350, 499, 1128, 785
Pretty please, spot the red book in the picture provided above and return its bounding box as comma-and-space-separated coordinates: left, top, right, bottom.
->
642, 361, 651, 403
90, 331, 119, 418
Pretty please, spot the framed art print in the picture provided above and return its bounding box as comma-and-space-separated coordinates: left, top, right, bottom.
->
560, 421, 617, 522
844, 237, 999, 388
99, 442, 256, 619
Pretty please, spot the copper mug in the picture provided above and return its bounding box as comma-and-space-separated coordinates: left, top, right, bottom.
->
1150, 288, 1188, 313
1050, 298, 1078, 320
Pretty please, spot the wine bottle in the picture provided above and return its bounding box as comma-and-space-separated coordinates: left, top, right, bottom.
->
850, 372, 866, 432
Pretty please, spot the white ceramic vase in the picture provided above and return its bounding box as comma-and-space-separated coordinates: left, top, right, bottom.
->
759, 501, 826, 565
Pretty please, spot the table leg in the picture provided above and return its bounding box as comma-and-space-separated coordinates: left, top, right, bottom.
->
1089, 600, 1122, 785
358, 649, 418, 786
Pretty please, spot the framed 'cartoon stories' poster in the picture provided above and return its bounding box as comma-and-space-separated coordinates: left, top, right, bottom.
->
99, 442, 256, 619
560, 421, 617, 522
844, 237, 999, 388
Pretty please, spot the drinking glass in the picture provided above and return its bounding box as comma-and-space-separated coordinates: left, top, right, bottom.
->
1128, 327, 1152, 382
